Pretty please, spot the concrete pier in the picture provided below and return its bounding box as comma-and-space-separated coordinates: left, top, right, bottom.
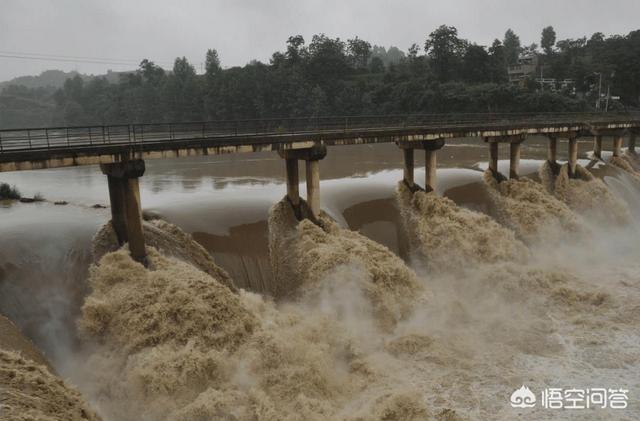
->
397, 139, 444, 192
509, 141, 521, 179
100, 159, 147, 263
547, 136, 557, 164
489, 141, 499, 176
593, 135, 603, 159
630, 132, 637, 154
106, 176, 128, 244
613, 135, 623, 157
403, 148, 414, 189
279, 144, 327, 221
425, 149, 437, 192
568, 137, 578, 177
285, 158, 300, 208
306, 159, 321, 219
122, 177, 146, 261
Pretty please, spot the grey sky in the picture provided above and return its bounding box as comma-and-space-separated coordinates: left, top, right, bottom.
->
1, 0, 639, 82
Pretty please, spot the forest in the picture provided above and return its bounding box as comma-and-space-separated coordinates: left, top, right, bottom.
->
1, 25, 639, 129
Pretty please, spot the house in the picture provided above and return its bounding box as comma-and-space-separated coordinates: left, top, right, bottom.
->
507, 53, 540, 85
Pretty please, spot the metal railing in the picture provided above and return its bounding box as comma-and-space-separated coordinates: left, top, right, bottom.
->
1, 112, 639, 154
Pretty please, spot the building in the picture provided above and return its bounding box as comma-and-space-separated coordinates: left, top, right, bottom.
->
507, 53, 539, 85
508, 53, 575, 93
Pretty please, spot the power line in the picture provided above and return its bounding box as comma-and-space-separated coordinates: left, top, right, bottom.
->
0, 50, 143, 63
0, 51, 174, 67
0, 53, 138, 67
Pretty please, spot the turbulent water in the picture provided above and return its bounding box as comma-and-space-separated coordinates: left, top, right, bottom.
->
395, 181, 528, 272
482, 168, 587, 244
0, 349, 100, 420
2, 143, 640, 420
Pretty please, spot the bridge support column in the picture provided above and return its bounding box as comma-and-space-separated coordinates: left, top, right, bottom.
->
306, 159, 321, 219
425, 148, 438, 192
106, 176, 128, 244
100, 160, 147, 263
629, 132, 637, 154
285, 158, 300, 209
403, 148, 414, 189
278, 144, 327, 222
548, 136, 557, 164
568, 137, 578, 177
489, 141, 499, 176
396, 139, 444, 192
613, 135, 623, 157
509, 141, 522, 179
593, 135, 603, 159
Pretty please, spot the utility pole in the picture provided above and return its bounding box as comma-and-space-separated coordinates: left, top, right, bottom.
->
596, 72, 602, 110
605, 83, 611, 112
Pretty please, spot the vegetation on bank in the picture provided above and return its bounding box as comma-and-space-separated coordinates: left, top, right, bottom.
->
1, 25, 639, 129
0, 183, 20, 200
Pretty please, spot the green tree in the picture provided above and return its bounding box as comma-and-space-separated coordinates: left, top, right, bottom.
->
541, 26, 556, 55
424, 25, 466, 81
503, 29, 522, 65
462, 44, 490, 83
369, 56, 385, 73
173, 57, 196, 82
488, 39, 508, 83
347, 37, 372, 69
285, 35, 306, 64
140, 59, 165, 86
306, 34, 349, 87
205, 49, 221, 77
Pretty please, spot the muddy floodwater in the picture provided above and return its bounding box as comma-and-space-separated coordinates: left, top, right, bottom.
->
1, 137, 640, 420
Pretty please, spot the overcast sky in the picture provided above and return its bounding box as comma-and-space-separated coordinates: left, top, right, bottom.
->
1, 0, 639, 82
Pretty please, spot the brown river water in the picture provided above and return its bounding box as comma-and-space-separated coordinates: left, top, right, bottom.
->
1, 137, 640, 420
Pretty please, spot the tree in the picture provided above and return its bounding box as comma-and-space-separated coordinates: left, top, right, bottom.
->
306, 34, 349, 84
424, 25, 466, 81
347, 37, 372, 69
407, 43, 420, 60
462, 44, 490, 83
205, 49, 221, 77
488, 39, 508, 83
286, 35, 306, 63
139, 59, 165, 86
30, 28, 640, 131
173, 57, 196, 82
522, 43, 538, 56
369, 56, 385, 73
503, 29, 522, 65
541, 26, 556, 55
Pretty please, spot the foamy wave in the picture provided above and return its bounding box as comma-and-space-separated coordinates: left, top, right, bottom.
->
268, 197, 425, 331
396, 181, 528, 272
482, 169, 587, 243
540, 162, 631, 225
0, 349, 101, 421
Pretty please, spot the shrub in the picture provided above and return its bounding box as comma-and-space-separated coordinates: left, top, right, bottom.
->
0, 183, 20, 200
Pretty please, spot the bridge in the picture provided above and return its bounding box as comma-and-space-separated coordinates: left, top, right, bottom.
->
1, 112, 639, 263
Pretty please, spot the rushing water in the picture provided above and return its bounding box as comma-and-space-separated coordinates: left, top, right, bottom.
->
1, 138, 640, 420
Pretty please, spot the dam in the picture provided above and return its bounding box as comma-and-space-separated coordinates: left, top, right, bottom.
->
2, 112, 640, 420
1, 112, 639, 263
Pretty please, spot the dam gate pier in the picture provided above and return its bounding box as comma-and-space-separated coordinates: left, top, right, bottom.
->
101, 159, 147, 263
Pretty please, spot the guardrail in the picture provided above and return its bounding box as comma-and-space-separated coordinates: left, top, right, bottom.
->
1, 112, 639, 154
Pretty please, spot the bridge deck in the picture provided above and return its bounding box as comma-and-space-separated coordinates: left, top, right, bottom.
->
1, 112, 639, 172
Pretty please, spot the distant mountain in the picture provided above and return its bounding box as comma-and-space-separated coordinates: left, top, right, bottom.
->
0, 69, 132, 91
